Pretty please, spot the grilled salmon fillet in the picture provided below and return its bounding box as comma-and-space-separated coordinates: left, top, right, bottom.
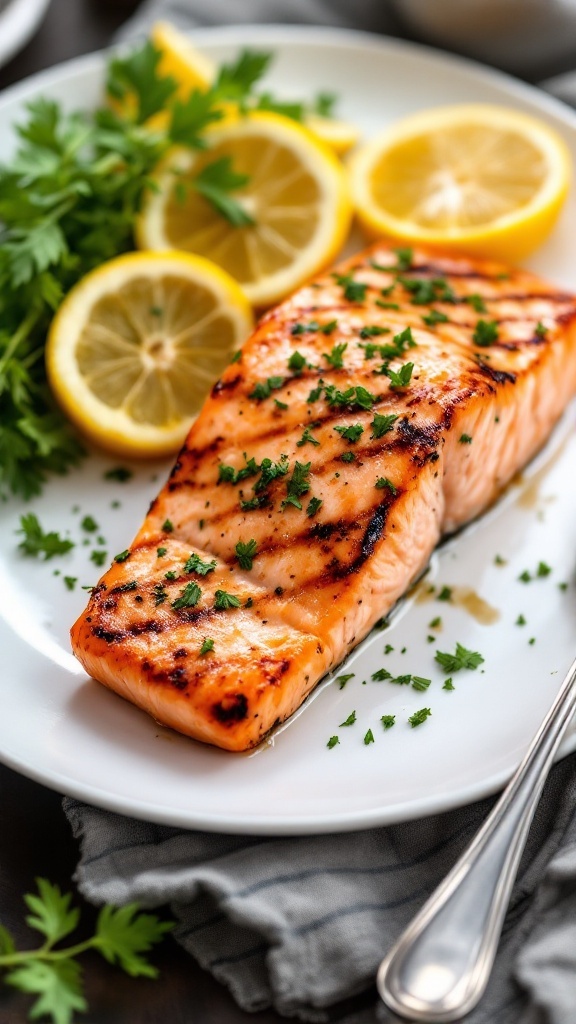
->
71, 241, 576, 751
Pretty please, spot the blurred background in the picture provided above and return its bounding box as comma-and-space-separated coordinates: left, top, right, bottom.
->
4, 0, 576, 92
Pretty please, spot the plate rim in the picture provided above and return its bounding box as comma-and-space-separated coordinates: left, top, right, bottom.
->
2, 23, 576, 834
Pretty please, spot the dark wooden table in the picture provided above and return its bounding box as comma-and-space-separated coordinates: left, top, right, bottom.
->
0, 2, 282, 1020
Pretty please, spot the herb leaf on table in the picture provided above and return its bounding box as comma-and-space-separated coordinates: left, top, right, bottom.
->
0, 879, 172, 1024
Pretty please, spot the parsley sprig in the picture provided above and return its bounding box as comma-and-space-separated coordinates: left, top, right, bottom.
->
0, 878, 172, 1024
16, 514, 74, 560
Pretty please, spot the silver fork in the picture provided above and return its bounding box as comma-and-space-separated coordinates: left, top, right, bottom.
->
377, 654, 576, 1022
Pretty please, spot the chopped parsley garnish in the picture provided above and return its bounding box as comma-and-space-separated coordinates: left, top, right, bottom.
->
375, 300, 400, 310
529, 637, 536, 645
437, 586, 452, 602
359, 338, 392, 359
249, 376, 284, 400
307, 380, 325, 403
429, 616, 442, 628
334, 273, 367, 303
464, 294, 487, 313
384, 643, 394, 654
230, 350, 242, 364
90, 549, 107, 567
459, 434, 473, 444
559, 582, 569, 592
408, 707, 432, 728
391, 674, 412, 686
218, 454, 259, 485
254, 454, 289, 492
183, 553, 216, 576
320, 319, 338, 335
535, 320, 548, 339
334, 423, 363, 443
199, 638, 215, 655
364, 728, 375, 745
378, 326, 416, 360
372, 668, 392, 681
335, 673, 355, 689
214, 589, 241, 610
308, 382, 377, 412
306, 496, 323, 518
422, 309, 449, 327
443, 678, 455, 691
172, 582, 202, 609
435, 643, 484, 672
327, 735, 340, 749
116, 580, 137, 593
537, 561, 552, 577
473, 319, 499, 347
339, 711, 357, 727
383, 361, 414, 389
371, 413, 398, 439
516, 614, 526, 626
400, 275, 455, 305
104, 467, 133, 483
114, 549, 130, 563
162, 519, 174, 533
323, 341, 348, 369
16, 514, 74, 560
164, 570, 177, 580
292, 320, 337, 336
64, 576, 77, 591
360, 325, 389, 340
274, 398, 288, 411
412, 676, 431, 692
288, 350, 310, 375
81, 515, 98, 533
392, 246, 413, 271
236, 538, 258, 570
240, 496, 265, 511
282, 460, 311, 509
153, 583, 168, 606
157, 547, 167, 558
337, 384, 375, 410
519, 570, 532, 583
297, 427, 320, 447
381, 714, 396, 730
340, 451, 356, 463
375, 477, 397, 494
494, 554, 506, 565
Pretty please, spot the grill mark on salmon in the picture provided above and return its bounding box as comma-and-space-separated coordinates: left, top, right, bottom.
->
71, 240, 576, 751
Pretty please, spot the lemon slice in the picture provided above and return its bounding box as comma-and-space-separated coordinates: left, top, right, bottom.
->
46, 252, 253, 458
305, 113, 360, 156
136, 112, 352, 306
151, 21, 216, 99
349, 104, 571, 261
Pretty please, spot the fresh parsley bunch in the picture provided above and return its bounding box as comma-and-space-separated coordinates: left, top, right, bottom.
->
0, 878, 172, 1023
0, 39, 328, 501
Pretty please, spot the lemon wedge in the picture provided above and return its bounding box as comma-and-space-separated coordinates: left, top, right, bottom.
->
151, 20, 216, 99
305, 113, 360, 156
136, 111, 352, 306
349, 104, 571, 261
46, 252, 253, 458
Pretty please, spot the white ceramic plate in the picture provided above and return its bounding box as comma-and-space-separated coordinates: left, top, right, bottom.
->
2, 25, 576, 834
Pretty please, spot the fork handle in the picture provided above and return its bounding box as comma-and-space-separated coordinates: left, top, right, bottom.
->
377, 655, 576, 1023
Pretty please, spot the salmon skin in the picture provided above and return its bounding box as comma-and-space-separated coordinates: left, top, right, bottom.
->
71, 241, 576, 751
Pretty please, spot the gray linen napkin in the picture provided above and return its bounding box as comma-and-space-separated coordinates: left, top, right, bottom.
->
64, 3, 576, 1021
64, 752, 576, 1023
